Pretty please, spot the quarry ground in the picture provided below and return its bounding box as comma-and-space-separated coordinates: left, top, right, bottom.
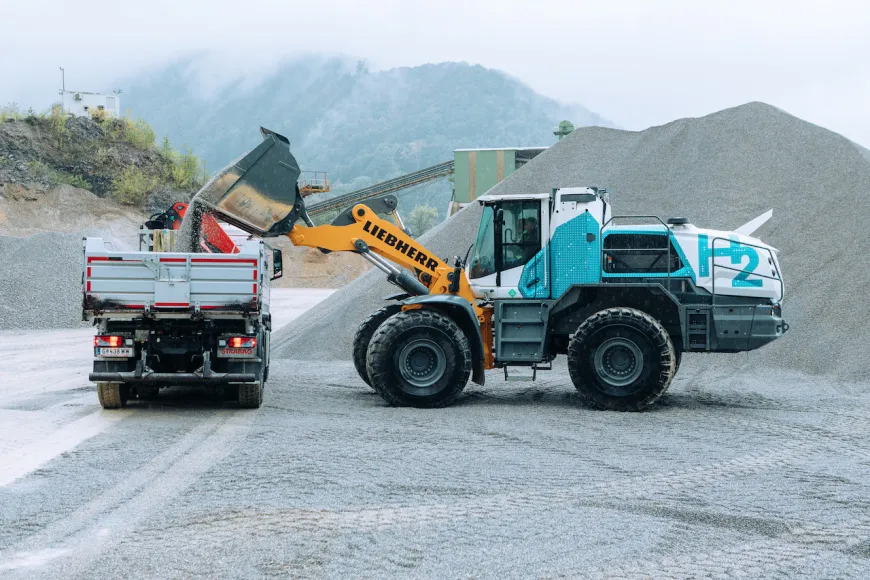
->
0, 290, 866, 578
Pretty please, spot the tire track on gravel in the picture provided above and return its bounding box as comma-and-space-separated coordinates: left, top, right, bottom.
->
127, 436, 812, 542
0, 410, 256, 578
581, 514, 870, 579
129, 399, 869, 544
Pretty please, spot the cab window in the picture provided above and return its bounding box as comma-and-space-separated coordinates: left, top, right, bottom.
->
468, 205, 495, 279
500, 200, 541, 271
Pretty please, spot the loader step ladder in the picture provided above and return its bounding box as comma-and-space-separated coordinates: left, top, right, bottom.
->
687, 308, 711, 351
495, 301, 549, 364
503, 363, 552, 382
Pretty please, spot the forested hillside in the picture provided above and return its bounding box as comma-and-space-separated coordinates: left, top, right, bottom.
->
122, 57, 612, 216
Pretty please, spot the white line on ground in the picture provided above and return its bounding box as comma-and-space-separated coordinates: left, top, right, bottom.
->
0, 408, 129, 487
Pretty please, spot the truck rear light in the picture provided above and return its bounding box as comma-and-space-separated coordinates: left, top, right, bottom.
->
94, 335, 124, 348
228, 336, 256, 348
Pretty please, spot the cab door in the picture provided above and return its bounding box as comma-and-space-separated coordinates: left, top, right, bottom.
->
467, 197, 548, 299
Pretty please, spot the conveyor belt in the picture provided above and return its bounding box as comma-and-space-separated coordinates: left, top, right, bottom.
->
307, 160, 454, 217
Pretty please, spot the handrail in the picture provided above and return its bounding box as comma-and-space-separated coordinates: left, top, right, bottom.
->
710, 236, 783, 305
600, 215, 673, 286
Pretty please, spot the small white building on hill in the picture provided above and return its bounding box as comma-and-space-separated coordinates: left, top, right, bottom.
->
60, 90, 121, 118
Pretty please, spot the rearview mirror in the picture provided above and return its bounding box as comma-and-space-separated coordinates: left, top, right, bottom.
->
271, 248, 283, 280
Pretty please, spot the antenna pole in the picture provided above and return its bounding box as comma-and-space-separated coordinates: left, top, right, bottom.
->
59, 67, 65, 92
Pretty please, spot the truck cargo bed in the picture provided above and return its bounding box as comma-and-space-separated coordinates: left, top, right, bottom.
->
83, 237, 266, 318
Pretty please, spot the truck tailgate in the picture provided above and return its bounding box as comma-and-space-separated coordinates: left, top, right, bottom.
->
83, 237, 263, 314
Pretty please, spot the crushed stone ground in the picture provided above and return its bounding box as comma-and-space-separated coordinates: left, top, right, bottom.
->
0, 350, 867, 578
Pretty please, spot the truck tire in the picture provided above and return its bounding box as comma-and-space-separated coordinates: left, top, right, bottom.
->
97, 382, 128, 409
353, 304, 402, 390
567, 307, 676, 411
366, 309, 472, 408
238, 382, 264, 409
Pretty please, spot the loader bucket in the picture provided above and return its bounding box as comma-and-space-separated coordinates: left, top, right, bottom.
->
193, 128, 306, 237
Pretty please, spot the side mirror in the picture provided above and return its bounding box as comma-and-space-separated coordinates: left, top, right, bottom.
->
271, 248, 283, 280
495, 208, 504, 224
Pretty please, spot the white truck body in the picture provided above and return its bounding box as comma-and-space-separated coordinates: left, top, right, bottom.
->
83, 237, 269, 317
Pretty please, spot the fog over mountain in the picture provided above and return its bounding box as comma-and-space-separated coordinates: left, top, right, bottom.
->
121, 56, 613, 196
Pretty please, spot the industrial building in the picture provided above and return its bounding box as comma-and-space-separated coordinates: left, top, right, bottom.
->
449, 146, 547, 214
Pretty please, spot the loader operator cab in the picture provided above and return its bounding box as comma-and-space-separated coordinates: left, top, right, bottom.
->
467, 193, 549, 298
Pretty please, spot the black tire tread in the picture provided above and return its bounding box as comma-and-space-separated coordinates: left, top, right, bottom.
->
568, 307, 675, 411
352, 304, 403, 389
238, 382, 264, 408
97, 382, 126, 409
367, 309, 472, 408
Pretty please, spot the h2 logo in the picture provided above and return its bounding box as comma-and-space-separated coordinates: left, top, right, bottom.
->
698, 234, 762, 287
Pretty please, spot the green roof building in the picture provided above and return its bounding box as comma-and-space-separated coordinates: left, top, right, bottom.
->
450, 146, 547, 215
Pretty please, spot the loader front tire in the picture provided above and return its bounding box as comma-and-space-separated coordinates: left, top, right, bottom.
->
367, 309, 471, 408
97, 382, 128, 409
568, 308, 675, 411
352, 304, 402, 390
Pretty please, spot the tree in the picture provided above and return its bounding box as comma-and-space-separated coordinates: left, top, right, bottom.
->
408, 204, 439, 237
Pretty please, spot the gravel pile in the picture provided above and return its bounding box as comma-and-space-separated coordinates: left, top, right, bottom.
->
0, 232, 87, 330
272, 102, 870, 382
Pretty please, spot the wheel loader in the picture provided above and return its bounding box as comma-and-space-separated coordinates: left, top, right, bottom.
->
189, 128, 788, 411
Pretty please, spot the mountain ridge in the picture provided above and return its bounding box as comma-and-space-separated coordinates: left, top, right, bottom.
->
121, 57, 614, 190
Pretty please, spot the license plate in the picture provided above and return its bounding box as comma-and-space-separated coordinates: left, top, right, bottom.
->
97, 347, 134, 357
218, 347, 256, 358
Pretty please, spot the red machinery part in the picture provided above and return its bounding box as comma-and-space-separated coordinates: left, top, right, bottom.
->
171, 202, 240, 254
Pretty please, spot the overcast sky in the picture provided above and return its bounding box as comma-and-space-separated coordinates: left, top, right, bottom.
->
2, 0, 868, 147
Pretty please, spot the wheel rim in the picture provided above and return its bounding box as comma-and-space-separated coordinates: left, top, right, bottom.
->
593, 337, 643, 388
398, 339, 447, 388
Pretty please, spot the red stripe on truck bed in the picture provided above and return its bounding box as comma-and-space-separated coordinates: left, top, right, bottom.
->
87, 257, 141, 263
190, 258, 258, 264
155, 302, 190, 307
159, 258, 187, 263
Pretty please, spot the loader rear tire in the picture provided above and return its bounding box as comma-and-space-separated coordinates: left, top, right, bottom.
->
353, 304, 402, 390
238, 381, 264, 409
97, 382, 128, 409
568, 308, 675, 411
367, 309, 471, 408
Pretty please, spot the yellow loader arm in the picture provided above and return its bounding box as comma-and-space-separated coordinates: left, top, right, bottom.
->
286, 203, 494, 369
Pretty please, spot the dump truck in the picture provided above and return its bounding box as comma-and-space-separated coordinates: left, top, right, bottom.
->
82, 234, 284, 409
184, 127, 787, 411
